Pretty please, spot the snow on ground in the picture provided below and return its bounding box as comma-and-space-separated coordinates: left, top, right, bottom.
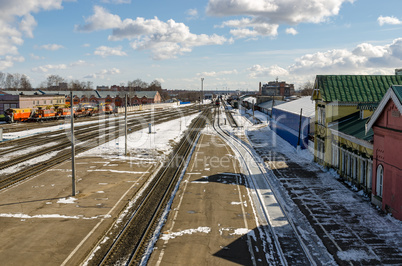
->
242, 110, 402, 263
78, 112, 200, 161
160, 226, 211, 241
1, 104, 192, 141
0, 151, 60, 176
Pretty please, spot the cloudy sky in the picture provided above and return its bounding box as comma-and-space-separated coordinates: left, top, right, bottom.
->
1, 0, 402, 91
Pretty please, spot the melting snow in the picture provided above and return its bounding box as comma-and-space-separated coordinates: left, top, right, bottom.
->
161, 227, 211, 240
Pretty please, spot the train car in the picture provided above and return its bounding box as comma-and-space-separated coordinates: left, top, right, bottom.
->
4, 108, 33, 123
103, 104, 113, 114
56, 107, 71, 118
32, 108, 56, 121
215, 99, 220, 106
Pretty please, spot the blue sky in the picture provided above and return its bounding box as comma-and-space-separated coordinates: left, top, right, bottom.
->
1, 0, 402, 91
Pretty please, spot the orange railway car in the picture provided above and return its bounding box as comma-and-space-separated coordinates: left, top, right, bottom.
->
4, 108, 33, 123
32, 109, 56, 121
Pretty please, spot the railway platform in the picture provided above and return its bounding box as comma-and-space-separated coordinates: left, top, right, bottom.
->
147, 126, 267, 265
0, 155, 159, 265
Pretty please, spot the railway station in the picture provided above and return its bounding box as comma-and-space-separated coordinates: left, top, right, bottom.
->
0, 100, 402, 265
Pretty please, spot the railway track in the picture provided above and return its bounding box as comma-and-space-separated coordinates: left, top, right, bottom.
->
0, 106, 201, 190
0, 106, 196, 160
248, 132, 402, 265
213, 107, 315, 265
221, 100, 238, 127
84, 107, 210, 265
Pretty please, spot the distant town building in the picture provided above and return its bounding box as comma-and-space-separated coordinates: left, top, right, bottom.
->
96, 86, 110, 91
261, 81, 294, 97
0, 90, 65, 113
0, 89, 161, 111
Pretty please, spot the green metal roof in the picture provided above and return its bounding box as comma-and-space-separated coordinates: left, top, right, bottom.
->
316, 75, 402, 103
329, 112, 373, 142
391, 85, 402, 104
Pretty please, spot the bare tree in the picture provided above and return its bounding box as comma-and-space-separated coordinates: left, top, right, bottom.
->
20, 75, 32, 90
46, 75, 64, 88
0, 72, 5, 88
299, 81, 314, 96
5, 73, 14, 89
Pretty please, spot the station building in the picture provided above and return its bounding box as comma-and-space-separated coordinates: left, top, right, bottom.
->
311, 74, 402, 195
366, 85, 402, 220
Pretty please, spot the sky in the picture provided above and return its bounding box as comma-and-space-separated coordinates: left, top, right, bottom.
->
1, 0, 402, 91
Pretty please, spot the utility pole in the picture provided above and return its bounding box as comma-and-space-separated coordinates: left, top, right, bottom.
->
297, 108, 303, 149
70, 92, 76, 196
201, 77, 204, 106
125, 94, 128, 156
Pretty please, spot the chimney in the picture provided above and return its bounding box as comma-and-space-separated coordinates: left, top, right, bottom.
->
259, 82, 262, 95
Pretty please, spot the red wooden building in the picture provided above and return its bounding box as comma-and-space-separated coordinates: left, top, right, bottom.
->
366, 85, 402, 220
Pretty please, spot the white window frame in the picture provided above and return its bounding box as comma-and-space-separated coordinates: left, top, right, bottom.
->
376, 164, 383, 197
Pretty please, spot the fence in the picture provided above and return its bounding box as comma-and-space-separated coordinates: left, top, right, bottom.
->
115, 102, 179, 113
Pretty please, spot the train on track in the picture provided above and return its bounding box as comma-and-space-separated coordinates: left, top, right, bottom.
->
4, 103, 114, 123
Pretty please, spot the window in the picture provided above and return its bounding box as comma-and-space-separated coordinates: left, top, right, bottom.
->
331, 144, 339, 168
376, 165, 383, 197
352, 156, 357, 180
316, 139, 325, 162
44, 100, 46, 104
317, 107, 326, 125
360, 160, 366, 185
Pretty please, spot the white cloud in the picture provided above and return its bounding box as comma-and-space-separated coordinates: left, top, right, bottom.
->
77, 7, 230, 60
186, 8, 198, 20
282, 38, 402, 76
248, 64, 289, 78
32, 64, 67, 73
378, 16, 402, 26
94, 46, 127, 57
208, 0, 353, 38
30, 53, 44, 60
0, 55, 24, 71
70, 60, 86, 67
109, 16, 230, 60
84, 68, 121, 79
75, 5, 122, 32
218, 18, 278, 38
19, 14, 37, 38
0, 0, 63, 69
197, 69, 238, 77
285, 27, 298, 35
38, 43, 64, 51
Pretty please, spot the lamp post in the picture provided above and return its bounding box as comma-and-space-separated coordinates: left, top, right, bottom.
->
201, 78, 204, 105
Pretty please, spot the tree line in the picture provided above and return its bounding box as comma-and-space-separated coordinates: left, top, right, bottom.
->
0, 72, 32, 90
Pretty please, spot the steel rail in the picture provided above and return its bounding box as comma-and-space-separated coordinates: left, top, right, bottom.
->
0, 105, 197, 150
0, 108, 201, 191
96, 108, 208, 265
0, 107, 199, 168
212, 107, 316, 266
